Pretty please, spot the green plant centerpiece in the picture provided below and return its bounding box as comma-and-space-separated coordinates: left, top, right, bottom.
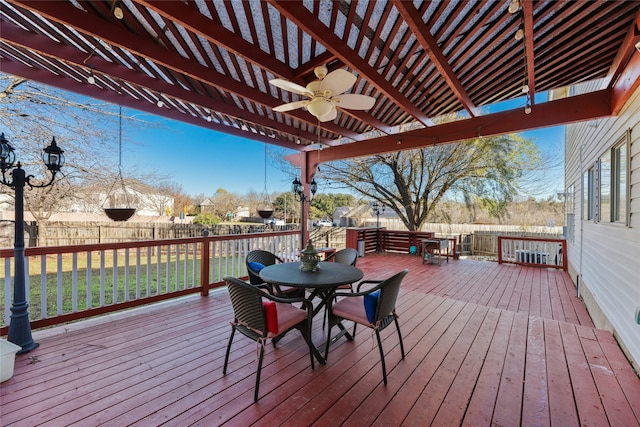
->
300, 240, 321, 272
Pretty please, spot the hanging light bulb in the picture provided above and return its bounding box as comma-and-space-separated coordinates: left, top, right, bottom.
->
156, 93, 164, 108
521, 84, 529, 94
515, 25, 524, 41
113, 1, 124, 20
206, 112, 212, 122
87, 68, 95, 85
508, 0, 520, 14
524, 96, 532, 114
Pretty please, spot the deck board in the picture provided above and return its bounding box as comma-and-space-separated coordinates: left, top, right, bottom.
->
2, 255, 638, 426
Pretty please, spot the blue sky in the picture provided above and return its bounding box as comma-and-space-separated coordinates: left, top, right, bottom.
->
123, 109, 297, 196
122, 109, 566, 199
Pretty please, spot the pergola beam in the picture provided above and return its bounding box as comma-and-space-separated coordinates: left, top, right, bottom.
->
311, 89, 613, 164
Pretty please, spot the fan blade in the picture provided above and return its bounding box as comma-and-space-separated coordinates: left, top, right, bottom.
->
320, 69, 357, 96
333, 94, 376, 110
269, 79, 312, 97
273, 100, 308, 112
318, 106, 337, 122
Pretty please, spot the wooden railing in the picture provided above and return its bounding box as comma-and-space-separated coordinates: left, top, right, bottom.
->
497, 236, 566, 270
1, 231, 300, 334
346, 228, 436, 255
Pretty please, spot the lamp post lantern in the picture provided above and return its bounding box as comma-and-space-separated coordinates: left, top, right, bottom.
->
372, 201, 385, 252
292, 176, 317, 248
0, 132, 64, 354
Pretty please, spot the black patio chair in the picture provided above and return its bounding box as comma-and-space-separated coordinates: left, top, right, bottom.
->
322, 247, 359, 328
222, 276, 316, 402
246, 249, 304, 298
325, 269, 408, 384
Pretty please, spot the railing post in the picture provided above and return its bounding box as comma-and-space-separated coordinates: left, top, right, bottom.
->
200, 235, 210, 296
497, 236, 503, 264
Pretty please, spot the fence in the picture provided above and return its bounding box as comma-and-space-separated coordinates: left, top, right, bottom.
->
1, 230, 300, 334
0, 220, 297, 248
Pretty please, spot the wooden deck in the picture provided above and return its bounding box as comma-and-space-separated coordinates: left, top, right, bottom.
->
2, 254, 639, 426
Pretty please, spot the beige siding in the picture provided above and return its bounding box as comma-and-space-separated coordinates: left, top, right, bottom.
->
565, 82, 640, 371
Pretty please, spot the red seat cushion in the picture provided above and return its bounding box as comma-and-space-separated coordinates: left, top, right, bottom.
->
262, 301, 278, 334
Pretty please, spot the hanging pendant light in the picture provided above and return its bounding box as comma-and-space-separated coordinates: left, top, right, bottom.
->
103, 106, 136, 221
257, 143, 273, 219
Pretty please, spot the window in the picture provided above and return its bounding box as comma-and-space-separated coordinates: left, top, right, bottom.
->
612, 133, 629, 224
583, 167, 595, 221
564, 183, 575, 243
590, 131, 630, 225
599, 150, 611, 222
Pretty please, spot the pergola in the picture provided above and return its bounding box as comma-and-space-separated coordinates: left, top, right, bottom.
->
2, 0, 640, 190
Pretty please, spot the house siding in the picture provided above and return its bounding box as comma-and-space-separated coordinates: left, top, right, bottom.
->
565, 81, 640, 372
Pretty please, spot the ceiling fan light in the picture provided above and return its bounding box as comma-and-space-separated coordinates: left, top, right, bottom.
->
306, 98, 333, 118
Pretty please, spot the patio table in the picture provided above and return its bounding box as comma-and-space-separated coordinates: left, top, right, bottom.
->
259, 261, 363, 317
260, 261, 363, 362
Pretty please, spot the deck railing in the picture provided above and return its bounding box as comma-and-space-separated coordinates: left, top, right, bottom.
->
497, 236, 566, 270
1, 231, 300, 334
346, 228, 436, 255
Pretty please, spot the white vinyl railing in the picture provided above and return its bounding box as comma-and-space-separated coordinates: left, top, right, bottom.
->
497, 236, 566, 269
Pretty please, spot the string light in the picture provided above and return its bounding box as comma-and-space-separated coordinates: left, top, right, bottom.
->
524, 95, 532, 114
113, 1, 124, 20
508, 0, 520, 14
156, 93, 164, 108
87, 67, 95, 85
515, 25, 524, 41
516, 8, 530, 115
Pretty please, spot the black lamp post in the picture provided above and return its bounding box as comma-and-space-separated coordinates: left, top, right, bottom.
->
372, 201, 385, 252
292, 176, 317, 248
0, 132, 64, 354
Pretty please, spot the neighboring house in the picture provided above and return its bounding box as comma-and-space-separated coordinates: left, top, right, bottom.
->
67, 183, 174, 217
0, 193, 12, 211
199, 199, 215, 214
333, 207, 352, 227
236, 206, 250, 219
564, 80, 640, 372
334, 204, 369, 227
333, 204, 402, 228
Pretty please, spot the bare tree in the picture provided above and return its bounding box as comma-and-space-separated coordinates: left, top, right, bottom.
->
322, 134, 541, 231
212, 188, 241, 219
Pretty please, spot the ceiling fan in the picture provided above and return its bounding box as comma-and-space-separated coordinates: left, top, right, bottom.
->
270, 65, 375, 122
